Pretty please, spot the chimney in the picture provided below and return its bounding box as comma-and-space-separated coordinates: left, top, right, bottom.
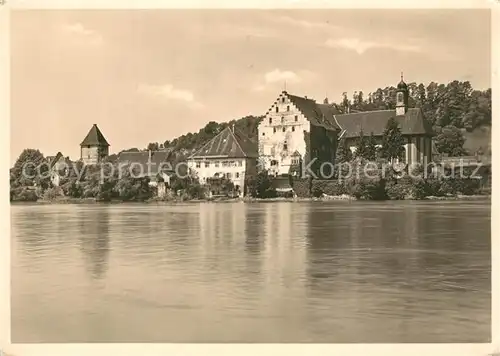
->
231, 124, 235, 133
148, 149, 152, 163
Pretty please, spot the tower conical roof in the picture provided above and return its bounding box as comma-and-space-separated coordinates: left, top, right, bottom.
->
80, 124, 110, 147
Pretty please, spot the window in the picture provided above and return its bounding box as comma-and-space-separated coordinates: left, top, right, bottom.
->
292, 126, 295, 132
238, 160, 243, 167
276, 106, 279, 113
196, 161, 201, 168
287, 105, 290, 111
269, 117, 272, 124
281, 116, 284, 124
283, 143, 288, 150
397, 92, 403, 103
282, 127, 286, 132
215, 161, 220, 168
295, 115, 298, 122
282, 97, 285, 103
262, 132, 265, 136
227, 173, 232, 179
271, 160, 278, 166
204, 161, 209, 168
222, 161, 228, 167
273, 128, 276, 133
236, 172, 240, 178
292, 158, 299, 165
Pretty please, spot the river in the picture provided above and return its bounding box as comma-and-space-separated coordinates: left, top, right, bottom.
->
11, 201, 491, 343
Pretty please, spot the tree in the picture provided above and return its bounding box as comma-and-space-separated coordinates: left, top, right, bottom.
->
380, 118, 406, 161
11, 149, 48, 187
147, 142, 159, 151
247, 170, 276, 198
335, 138, 352, 164
365, 132, 378, 161
354, 129, 368, 159
434, 126, 467, 156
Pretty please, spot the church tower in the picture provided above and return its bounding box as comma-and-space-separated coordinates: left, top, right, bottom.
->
395, 72, 409, 116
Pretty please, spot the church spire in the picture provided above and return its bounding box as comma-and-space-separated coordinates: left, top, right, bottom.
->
396, 72, 408, 115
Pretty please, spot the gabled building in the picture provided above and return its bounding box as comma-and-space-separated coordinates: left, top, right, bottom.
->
258, 75, 434, 176
48, 152, 72, 187
187, 126, 258, 196
80, 124, 110, 165
334, 75, 434, 165
116, 149, 174, 186
257, 91, 340, 176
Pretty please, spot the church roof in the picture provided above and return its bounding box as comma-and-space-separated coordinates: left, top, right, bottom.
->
80, 124, 110, 147
334, 108, 434, 138
189, 126, 258, 159
283, 92, 340, 131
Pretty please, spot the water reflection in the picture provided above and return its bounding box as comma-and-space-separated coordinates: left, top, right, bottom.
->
78, 207, 110, 280
11, 201, 491, 343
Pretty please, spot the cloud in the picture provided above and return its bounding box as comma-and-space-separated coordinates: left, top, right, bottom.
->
138, 84, 203, 109
253, 69, 315, 92
61, 23, 103, 45
272, 15, 340, 32
264, 69, 302, 84
324, 37, 421, 54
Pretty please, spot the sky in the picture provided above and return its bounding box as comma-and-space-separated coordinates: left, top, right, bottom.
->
10, 9, 491, 163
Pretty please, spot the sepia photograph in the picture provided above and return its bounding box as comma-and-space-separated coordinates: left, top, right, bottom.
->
5, 3, 495, 349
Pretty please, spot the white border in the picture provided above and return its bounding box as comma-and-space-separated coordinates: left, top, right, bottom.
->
1, 1, 498, 356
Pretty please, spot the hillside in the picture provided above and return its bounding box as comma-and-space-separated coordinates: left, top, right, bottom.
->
130, 79, 490, 159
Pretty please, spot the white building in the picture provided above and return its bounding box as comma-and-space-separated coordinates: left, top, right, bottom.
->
187, 126, 258, 196
257, 91, 339, 177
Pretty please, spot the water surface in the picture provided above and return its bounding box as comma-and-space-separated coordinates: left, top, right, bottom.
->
11, 201, 491, 343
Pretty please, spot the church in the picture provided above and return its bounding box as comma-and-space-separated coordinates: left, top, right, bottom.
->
257, 75, 434, 176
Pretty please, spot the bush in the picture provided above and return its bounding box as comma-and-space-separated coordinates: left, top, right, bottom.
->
350, 177, 386, 200
385, 177, 414, 200
290, 178, 310, 198
11, 187, 38, 202
312, 185, 323, 198
43, 187, 64, 201
311, 180, 348, 196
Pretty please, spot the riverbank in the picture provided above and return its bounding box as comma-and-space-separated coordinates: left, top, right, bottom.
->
12, 194, 490, 205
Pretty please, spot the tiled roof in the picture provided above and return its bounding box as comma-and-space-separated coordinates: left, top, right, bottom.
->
189, 127, 258, 159
285, 92, 340, 131
49, 152, 72, 170
117, 150, 174, 177
80, 124, 110, 147
334, 108, 433, 138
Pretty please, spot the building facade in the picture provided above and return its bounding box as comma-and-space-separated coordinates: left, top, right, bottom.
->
47, 152, 72, 187
257, 91, 339, 177
80, 124, 110, 165
187, 126, 258, 196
